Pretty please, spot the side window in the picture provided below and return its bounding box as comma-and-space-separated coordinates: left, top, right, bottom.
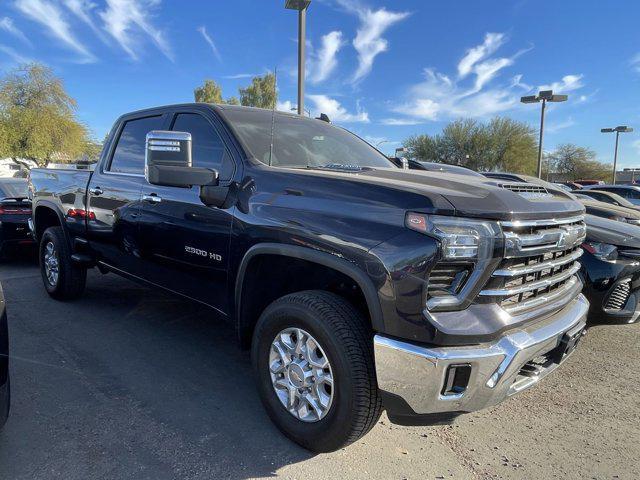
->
171, 113, 234, 179
109, 116, 164, 174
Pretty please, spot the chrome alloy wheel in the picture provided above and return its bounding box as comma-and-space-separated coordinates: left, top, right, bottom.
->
269, 327, 334, 422
43, 241, 60, 286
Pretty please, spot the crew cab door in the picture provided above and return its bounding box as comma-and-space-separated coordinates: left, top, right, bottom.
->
137, 110, 237, 314
86, 113, 168, 275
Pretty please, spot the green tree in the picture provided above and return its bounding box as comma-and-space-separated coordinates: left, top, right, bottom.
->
194, 79, 224, 103
0, 63, 93, 166
404, 116, 538, 174
486, 117, 537, 174
547, 144, 611, 181
239, 73, 277, 109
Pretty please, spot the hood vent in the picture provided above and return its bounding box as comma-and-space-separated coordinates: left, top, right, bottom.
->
501, 183, 550, 198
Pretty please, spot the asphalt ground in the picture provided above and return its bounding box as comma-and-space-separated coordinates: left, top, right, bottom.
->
0, 255, 638, 480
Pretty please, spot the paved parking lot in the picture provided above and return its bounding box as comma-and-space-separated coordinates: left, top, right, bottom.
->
0, 257, 638, 480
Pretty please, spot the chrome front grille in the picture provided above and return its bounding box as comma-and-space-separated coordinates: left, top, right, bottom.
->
604, 280, 631, 311
480, 216, 586, 315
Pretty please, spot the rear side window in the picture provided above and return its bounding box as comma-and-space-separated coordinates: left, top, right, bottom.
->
109, 116, 164, 174
605, 188, 640, 199
171, 113, 233, 179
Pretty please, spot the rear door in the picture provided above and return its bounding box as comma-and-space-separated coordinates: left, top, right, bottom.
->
137, 108, 237, 314
86, 113, 168, 276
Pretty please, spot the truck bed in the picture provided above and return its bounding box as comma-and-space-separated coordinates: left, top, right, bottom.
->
29, 168, 93, 238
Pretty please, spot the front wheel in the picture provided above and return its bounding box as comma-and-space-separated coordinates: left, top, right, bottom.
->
252, 290, 382, 452
39, 226, 86, 300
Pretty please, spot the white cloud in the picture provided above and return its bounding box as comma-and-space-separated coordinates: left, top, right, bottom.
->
457, 32, 505, 78
62, 0, 104, 40
308, 94, 369, 123
0, 43, 34, 63
630, 53, 640, 74
0, 17, 31, 46
277, 100, 294, 112
15, 0, 95, 62
330, 0, 409, 83
538, 74, 584, 93
223, 73, 257, 80
100, 0, 173, 61
198, 26, 221, 62
386, 33, 584, 125
308, 31, 344, 84
546, 117, 576, 133
363, 135, 399, 147
380, 118, 423, 126
351, 8, 409, 83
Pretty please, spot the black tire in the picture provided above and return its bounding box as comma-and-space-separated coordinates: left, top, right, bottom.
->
252, 290, 382, 452
39, 226, 86, 300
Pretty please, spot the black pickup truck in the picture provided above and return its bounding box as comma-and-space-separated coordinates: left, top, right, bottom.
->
29, 104, 589, 452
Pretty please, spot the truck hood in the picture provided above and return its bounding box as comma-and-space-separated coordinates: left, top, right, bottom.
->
295, 166, 584, 221
585, 214, 640, 249
580, 199, 640, 220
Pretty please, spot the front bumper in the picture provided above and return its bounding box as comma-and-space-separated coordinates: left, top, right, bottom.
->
374, 294, 588, 424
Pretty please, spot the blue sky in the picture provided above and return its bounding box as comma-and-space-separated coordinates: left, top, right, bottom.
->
1, 0, 639, 167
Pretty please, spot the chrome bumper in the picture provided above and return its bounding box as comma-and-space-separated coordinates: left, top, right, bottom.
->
374, 294, 588, 417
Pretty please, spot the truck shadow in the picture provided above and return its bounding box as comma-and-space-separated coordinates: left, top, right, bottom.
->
0, 268, 314, 480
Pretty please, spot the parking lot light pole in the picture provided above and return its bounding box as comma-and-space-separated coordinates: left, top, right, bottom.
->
285, 0, 311, 116
521, 90, 568, 179
601, 126, 634, 184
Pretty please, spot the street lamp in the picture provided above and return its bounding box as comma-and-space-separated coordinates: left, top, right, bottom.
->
521, 90, 568, 178
601, 126, 634, 184
285, 0, 311, 116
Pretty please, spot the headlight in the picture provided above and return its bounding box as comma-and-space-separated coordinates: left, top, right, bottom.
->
406, 214, 501, 260
582, 242, 617, 261
406, 213, 502, 311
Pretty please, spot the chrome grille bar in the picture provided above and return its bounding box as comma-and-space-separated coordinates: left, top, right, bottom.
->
503, 277, 581, 315
480, 263, 580, 297
501, 215, 585, 228
493, 249, 583, 277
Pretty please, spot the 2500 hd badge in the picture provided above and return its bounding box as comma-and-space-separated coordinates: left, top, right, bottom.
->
185, 245, 222, 262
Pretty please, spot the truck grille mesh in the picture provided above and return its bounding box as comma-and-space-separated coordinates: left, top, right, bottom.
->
480, 216, 586, 315
604, 280, 631, 311
427, 264, 471, 298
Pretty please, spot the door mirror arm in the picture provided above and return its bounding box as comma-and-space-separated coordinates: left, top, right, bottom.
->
200, 184, 232, 208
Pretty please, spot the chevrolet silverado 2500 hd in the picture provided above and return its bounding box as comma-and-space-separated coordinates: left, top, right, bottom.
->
29, 104, 588, 452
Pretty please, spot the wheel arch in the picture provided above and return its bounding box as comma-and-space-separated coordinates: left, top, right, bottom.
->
33, 202, 67, 243
235, 243, 384, 347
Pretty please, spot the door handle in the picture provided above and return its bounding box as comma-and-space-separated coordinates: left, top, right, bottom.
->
142, 193, 162, 204
89, 186, 103, 196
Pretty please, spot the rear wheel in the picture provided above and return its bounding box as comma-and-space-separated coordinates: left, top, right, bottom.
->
252, 290, 382, 452
39, 226, 86, 300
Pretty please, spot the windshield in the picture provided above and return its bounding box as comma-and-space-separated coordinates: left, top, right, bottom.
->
222, 107, 395, 169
